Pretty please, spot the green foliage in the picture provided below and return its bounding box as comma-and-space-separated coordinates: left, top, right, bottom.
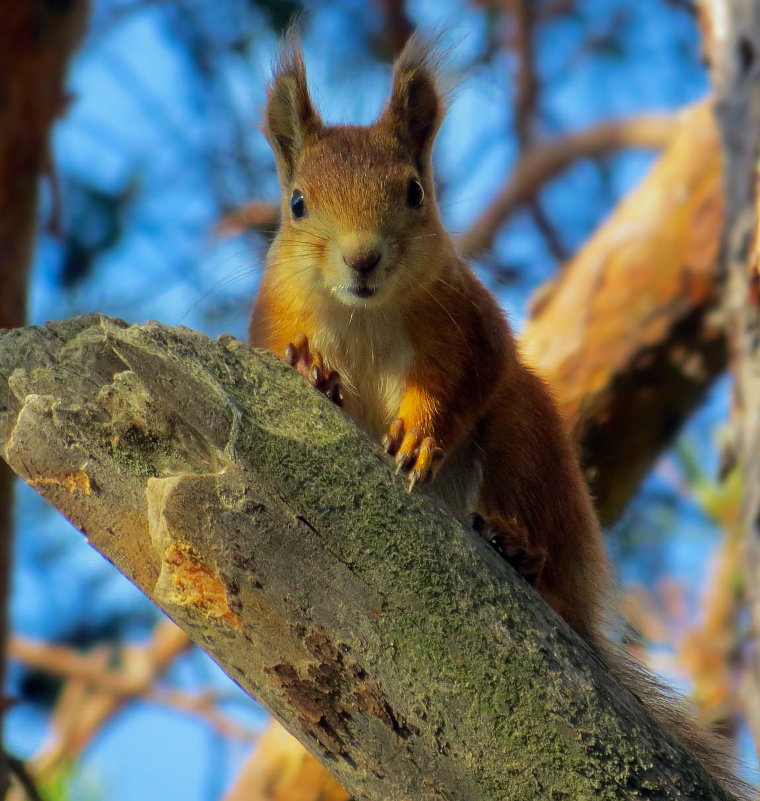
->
39, 763, 100, 801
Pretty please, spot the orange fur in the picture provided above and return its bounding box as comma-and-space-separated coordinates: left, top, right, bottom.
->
249, 34, 748, 797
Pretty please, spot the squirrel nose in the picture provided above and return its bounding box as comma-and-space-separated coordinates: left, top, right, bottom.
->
343, 249, 381, 275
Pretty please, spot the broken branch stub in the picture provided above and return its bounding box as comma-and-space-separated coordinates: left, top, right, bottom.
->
0, 315, 739, 800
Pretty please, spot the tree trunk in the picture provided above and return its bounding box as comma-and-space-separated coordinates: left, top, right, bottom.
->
0, 315, 741, 801
0, 1, 88, 792
704, 0, 760, 759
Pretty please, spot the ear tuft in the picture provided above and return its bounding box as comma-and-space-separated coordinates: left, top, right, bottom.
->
381, 32, 448, 171
264, 29, 322, 182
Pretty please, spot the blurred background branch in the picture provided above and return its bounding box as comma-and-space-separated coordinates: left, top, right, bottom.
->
523, 101, 724, 523
457, 111, 679, 258
8, 621, 192, 799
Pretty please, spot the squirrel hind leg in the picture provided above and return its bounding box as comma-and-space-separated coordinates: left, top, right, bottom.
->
469, 512, 546, 587
469, 511, 597, 640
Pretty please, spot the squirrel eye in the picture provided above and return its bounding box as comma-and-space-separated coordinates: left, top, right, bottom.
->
406, 178, 424, 209
290, 189, 307, 220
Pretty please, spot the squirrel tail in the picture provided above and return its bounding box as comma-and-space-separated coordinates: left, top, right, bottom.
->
587, 629, 754, 800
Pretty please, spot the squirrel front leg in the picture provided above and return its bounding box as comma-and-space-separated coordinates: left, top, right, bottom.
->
384, 305, 505, 489
249, 283, 343, 406
382, 378, 475, 490
383, 383, 443, 489
284, 332, 343, 406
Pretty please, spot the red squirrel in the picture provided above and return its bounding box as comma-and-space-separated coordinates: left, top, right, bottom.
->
249, 34, 747, 797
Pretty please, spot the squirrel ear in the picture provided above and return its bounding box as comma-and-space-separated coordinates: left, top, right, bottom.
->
381, 33, 445, 171
264, 37, 322, 182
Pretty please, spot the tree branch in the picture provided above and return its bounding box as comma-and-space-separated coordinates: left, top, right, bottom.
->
458, 111, 679, 258
375, 0, 414, 56
502, 0, 539, 148
0, 315, 740, 800
8, 629, 188, 698
222, 724, 348, 801
522, 101, 725, 523
12, 620, 190, 789
216, 201, 280, 237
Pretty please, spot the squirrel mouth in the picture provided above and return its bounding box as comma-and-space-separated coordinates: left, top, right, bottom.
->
332, 282, 380, 302
351, 285, 377, 299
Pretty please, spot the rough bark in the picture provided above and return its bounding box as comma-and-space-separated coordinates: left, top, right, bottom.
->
522, 101, 725, 523
0, 1, 89, 793
0, 315, 740, 801
705, 0, 760, 759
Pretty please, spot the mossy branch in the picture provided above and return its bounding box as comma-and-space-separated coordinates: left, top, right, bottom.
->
0, 315, 737, 801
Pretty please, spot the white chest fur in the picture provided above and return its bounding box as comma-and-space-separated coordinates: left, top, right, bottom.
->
312, 307, 413, 440
311, 303, 484, 521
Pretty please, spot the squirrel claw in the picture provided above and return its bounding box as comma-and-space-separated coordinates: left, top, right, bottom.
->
383, 418, 405, 455
384, 419, 442, 486
407, 467, 425, 492
285, 333, 343, 406
285, 344, 297, 367
395, 447, 415, 473
470, 513, 546, 586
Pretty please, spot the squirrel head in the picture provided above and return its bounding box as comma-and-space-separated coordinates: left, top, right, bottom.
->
264, 33, 448, 308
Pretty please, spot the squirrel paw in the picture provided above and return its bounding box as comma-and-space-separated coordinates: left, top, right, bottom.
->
285, 333, 342, 406
382, 418, 443, 490
469, 512, 546, 585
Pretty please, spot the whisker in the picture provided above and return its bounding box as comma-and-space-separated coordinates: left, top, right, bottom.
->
179, 264, 263, 322
433, 274, 467, 297
407, 232, 442, 241
418, 282, 465, 341
264, 264, 318, 296
293, 282, 318, 342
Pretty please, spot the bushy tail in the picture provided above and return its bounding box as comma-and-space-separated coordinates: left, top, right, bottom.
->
588, 630, 754, 801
